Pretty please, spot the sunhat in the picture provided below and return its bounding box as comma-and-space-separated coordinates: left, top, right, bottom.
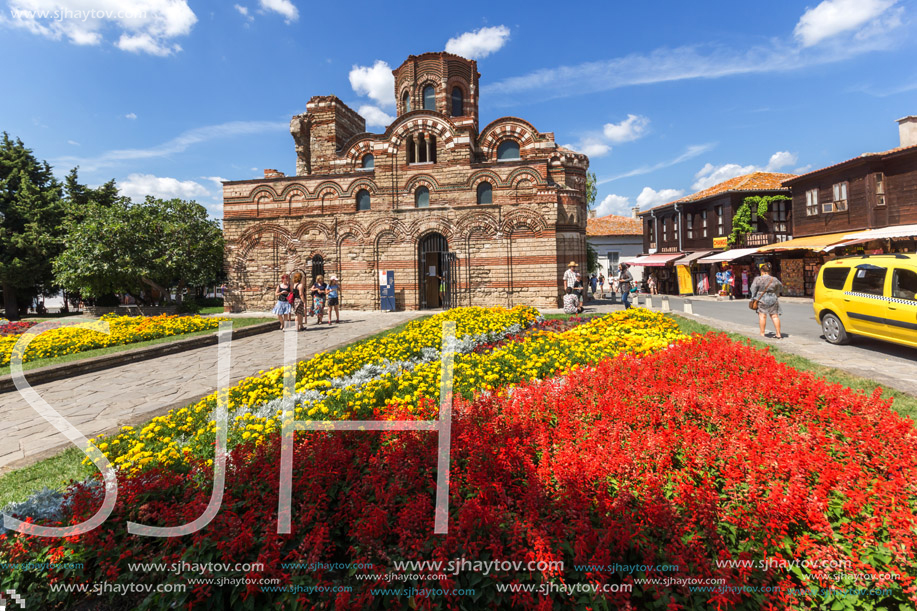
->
568, 261, 578, 267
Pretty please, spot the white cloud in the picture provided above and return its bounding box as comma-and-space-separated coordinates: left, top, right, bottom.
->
603, 114, 650, 143
598, 143, 715, 185
636, 186, 684, 209
258, 0, 298, 23
794, 0, 898, 47
358, 105, 394, 129
119, 173, 210, 202
445, 25, 511, 59
562, 138, 610, 158
125, 112, 137, 120
52, 119, 288, 172
765, 151, 798, 171
691, 150, 799, 190
349, 60, 395, 108
234, 4, 254, 22
200, 176, 229, 188
4, 0, 197, 56
67, 140, 80, 146
595, 194, 631, 216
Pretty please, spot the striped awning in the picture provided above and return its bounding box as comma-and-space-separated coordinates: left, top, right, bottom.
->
697, 248, 760, 264
824, 223, 917, 251
629, 253, 685, 266
675, 250, 715, 266
755, 231, 854, 253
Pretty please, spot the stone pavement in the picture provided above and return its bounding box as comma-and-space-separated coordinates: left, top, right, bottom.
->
553, 297, 917, 399
0, 310, 423, 473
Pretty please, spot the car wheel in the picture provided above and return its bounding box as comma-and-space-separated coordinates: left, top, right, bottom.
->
822, 312, 849, 345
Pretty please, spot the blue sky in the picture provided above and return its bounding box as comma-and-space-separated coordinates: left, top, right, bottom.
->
1, 0, 915, 219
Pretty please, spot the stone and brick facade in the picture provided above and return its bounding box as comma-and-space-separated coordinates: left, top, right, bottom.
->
222, 52, 589, 312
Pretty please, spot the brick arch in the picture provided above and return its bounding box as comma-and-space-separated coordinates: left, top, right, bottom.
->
312, 181, 345, 198
248, 185, 280, 203
456, 211, 500, 239
410, 217, 456, 242
235, 223, 295, 252
507, 167, 546, 188
342, 138, 376, 170
478, 118, 539, 160
279, 183, 308, 200
294, 220, 334, 241
336, 219, 369, 243
445, 77, 469, 115
365, 217, 411, 242
345, 178, 379, 197
389, 115, 457, 150
501, 208, 548, 235
465, 169, 504, 188
403, 173, 440, 193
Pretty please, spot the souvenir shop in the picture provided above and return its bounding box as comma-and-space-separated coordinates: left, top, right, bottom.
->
695, 248, 761, 298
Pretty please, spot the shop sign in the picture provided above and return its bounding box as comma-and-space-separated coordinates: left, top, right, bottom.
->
713, 237, 728, 248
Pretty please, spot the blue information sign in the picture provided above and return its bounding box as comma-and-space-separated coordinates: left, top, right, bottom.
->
380, 271, 396, 311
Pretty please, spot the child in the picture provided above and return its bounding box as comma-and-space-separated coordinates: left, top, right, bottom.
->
326, 276, 341, 324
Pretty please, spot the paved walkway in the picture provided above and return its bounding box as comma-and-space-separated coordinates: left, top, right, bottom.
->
554, 297, 917, 398
0, 311, 422, 473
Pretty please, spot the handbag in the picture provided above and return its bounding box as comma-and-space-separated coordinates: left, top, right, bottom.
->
749, 277, 776, 311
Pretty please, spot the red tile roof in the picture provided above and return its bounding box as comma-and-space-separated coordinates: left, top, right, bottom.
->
587, 214, 642, 236
782, 143, 917, 185
639, 171, 795, 215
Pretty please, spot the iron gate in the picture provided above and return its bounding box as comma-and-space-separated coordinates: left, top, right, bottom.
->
418, 233, 457, 309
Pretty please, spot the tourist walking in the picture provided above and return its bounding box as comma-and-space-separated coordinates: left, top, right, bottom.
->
326, 276, 341, 324
618, 263, 634, 310
589, 274, 598, 299
272, 273, 294, 330
598, 273, 606, 298
750, 263, 784, 339
292, 272, 307, 331
647, 273, 658, 295
310, 275, 328, 324
573, 273, 585, 312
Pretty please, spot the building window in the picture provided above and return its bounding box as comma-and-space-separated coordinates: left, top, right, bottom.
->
402, 91, 411, 114
476, 181, 493, 205
715, 205, 724, 236
361, 153, 374, 169
772, 200, 789, 238
356, 189, 371, 211
701, 210, 708, 238
830, 182, 848, 212
415, 186, 430, 208
648, 222, 655, 244
673, 214, 679, 243
497, 140, 520, 160
606, 251, 620, 271
422, 85, 435, 111
806, 188, 819, 215
875, 172, 886, 206
451, 87, 463, 117
686, 213, 693, 239
662, 218, 668, 243
406, 134, 437, 164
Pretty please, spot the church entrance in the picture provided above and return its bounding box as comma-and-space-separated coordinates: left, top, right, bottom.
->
418, 233, 456, 309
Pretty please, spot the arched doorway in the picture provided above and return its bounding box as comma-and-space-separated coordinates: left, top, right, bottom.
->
418, 232, 456, 309
310, 254, 325, 283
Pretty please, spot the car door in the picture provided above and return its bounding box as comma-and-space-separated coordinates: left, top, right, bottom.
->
844, 264, 890, 339
885, 266, 917, 346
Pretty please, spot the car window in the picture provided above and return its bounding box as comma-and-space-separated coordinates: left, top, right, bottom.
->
821, 267, 850, 290
892, 268, 917, 301
851, 265, 887, 296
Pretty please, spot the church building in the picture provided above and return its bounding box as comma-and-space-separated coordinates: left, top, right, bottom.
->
222, 52, 589, 311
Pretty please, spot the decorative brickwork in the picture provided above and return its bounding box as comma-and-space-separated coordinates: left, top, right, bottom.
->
223, 51, 589, 311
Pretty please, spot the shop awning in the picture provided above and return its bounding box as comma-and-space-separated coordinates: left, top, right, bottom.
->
755, 231, 853, 253
696, 248, 760, 264
824, 223, 917, 251
629, 253, 685, 266
675, 250, 715, 266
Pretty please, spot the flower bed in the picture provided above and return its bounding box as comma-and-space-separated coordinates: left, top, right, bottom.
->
0, 320, 36, 337
3, 334, 915, 610
0, 314, 228, 366
95, 309, 681, 474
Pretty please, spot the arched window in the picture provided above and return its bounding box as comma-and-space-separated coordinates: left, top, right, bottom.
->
476, 182, 493, 205
497, 140, 520, 160
402, 91, 411, 113
361, 154, 374, 169
422, 85, 435, 111
451, 87, 463, 117
415, 186, 430, 208
356, 189, 371, 211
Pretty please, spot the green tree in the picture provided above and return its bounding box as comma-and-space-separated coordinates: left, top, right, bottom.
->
585, 172, 598, 208
54, 196, 223, 304
0, 133, 66, 320
728, 195, 790, 247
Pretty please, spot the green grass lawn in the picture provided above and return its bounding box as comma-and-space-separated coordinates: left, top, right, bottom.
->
0, 317, 273, 377
0, 314, 429, 507
671, 314, 917, 420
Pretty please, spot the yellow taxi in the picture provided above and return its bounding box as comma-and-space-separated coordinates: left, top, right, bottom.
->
813, 253, 917, 347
